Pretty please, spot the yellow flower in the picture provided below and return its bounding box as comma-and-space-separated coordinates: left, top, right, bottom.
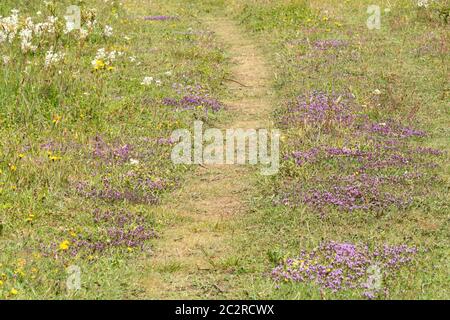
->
18, 153, 25, 159
93, 59, 106, 70
25, 213, 35, 223
0, 280, 3, 286
10, 288, 18, 295
107, 66, 114, 71
49, 155, 62, 162
127, 247, 134, 252
14, 268, 25, 277
52, 114, 62, 124
59, 240, 70, 251
9, 164, 17, 172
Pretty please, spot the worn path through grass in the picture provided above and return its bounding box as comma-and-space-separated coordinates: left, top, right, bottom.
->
141, 16, 274, 298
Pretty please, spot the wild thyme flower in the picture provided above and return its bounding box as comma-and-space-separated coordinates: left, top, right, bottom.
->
271, 241, 418, 298
313, 39, 348, 50
144, 15, 177, 21
66, 209, 157, 256
163, 94, 224, 112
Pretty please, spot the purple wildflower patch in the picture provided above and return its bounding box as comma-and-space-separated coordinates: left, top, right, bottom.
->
313, 39, 348, 50
281, 173, 411, 212
144, 15, 177, 21
163, 94, 224, 112
361, 121, 426, 138
279, 91, 357, 128
69, 209, 157, 256
74, 178, 160, 205
271, 241, 418, 298
277, 91, 442, 214
92, 136, 133, 164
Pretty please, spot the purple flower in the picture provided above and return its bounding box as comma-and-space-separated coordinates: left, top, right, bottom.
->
144, 15, 177, 21
163, 94, 224, 112
271, 241, 418, 298
313, 39, 348, 50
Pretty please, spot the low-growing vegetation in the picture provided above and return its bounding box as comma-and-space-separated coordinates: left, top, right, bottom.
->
0, 0, 448, 300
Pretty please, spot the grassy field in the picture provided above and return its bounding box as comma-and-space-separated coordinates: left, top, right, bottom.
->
0, 0, 229, 299
0, 0, 448, 300
224, 0, 449, 299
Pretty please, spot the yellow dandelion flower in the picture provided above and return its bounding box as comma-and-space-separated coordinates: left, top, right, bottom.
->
0, 280, 3, 286
25, 213, 35, 223
14, 268, 25, 277
59, 240, 70, 251
10, 288, 18, 295
9, 164, 17, 172
93, 59, 106, 70
18, 153, 25, 159
52, 114, 62, 124
49, 156, 62, 162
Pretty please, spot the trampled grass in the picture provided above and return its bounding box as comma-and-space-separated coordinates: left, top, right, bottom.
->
0, 0, 448, 300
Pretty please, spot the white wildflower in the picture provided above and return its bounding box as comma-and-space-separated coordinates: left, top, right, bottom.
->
86, 19, 97, 30
417, 0, 429, 7
0, 31, 7, 44
45, 48, 64, 68
19, 28, 36, 53
46, 16, 58, 34
103, 25, 113, 37
141, 77, 154, 86
372, 89, 381, 95
2, 55, 10, 65
79, 28, 89, 40
129, 158, 140, 165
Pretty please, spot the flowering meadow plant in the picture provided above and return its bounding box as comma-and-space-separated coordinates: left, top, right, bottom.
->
271, 241, 418, 299
277, 90, 444, 214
